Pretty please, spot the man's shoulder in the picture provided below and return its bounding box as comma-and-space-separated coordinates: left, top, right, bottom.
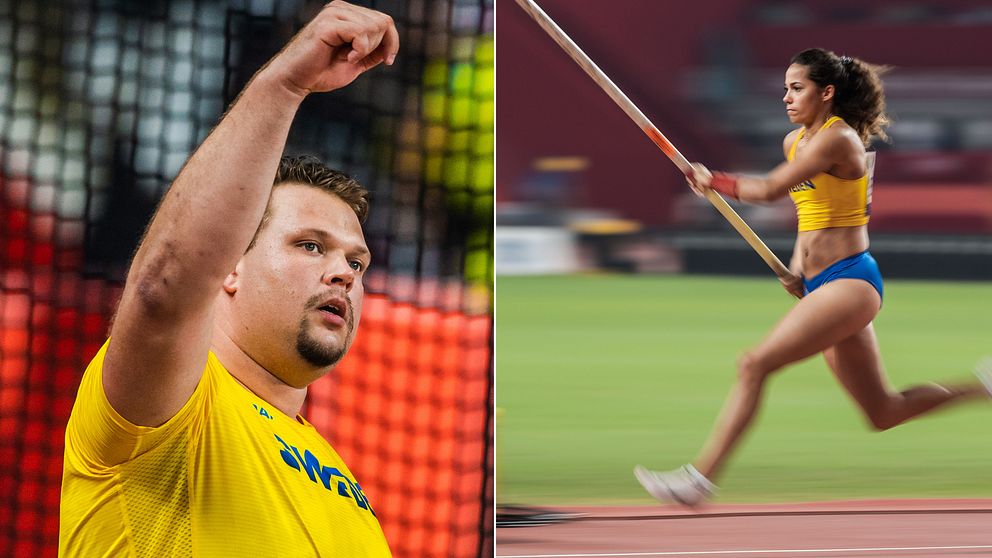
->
66, 340, 219, 468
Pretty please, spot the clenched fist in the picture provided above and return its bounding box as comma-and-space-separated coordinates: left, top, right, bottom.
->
261, 1, 400, 98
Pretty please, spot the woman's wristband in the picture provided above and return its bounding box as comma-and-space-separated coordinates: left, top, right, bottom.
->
710, 172, 739, 200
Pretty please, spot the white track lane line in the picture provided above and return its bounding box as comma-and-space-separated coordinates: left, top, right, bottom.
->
497, 545, 992, 557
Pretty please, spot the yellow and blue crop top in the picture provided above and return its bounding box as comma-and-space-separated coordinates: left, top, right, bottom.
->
787, 116, 873, 232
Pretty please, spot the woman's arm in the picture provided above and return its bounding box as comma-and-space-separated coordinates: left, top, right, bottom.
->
692, 125, 852, 203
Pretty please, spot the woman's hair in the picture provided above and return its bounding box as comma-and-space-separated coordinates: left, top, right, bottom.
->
790, 48, 890, 147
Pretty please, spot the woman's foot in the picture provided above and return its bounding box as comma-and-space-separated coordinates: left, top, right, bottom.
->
634, 464, 716, 507
975, 356, 992, 397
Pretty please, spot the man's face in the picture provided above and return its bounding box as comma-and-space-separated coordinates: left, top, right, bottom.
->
227, 183, 370, 386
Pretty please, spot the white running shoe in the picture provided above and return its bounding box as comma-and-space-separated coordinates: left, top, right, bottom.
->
634, 464, 716, 507
975, 356, 992, 397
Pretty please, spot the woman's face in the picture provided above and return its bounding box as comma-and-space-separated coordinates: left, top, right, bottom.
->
782, 63, 831, 125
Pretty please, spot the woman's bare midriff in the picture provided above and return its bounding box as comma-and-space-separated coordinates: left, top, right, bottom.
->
797, 225, 869, 278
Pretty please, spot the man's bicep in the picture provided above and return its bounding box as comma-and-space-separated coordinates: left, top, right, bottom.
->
102, 287, 215, 427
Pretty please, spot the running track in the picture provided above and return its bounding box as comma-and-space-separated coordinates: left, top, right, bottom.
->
496, 500, 992, 558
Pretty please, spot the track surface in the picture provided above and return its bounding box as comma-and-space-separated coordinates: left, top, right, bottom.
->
496, 500, 992, 558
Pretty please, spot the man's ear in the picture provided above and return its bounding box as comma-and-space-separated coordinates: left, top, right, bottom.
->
222, 260, 244, 295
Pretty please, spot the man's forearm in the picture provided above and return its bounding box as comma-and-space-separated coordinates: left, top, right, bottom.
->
128, 72, 304, 311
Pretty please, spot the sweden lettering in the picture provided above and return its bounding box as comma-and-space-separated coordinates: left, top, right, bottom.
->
789, 179, 815, 192
274, 434, 376, 516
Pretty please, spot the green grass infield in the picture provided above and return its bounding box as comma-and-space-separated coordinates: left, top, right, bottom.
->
496, 274, 992, 505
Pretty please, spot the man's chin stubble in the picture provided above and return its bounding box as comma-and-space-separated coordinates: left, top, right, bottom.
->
296, 302, 356, 368
295, 321, 353, 368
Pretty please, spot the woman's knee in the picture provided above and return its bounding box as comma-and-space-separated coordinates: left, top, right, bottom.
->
736, 351, 775, 386
866, 412, 899, 432
863, 402, 900, 431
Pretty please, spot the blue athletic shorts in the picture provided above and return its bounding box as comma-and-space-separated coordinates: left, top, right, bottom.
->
802, 250, 883, 301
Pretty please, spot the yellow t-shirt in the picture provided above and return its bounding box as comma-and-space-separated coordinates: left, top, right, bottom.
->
59, 340, 391, 557
787, 116, 874, 232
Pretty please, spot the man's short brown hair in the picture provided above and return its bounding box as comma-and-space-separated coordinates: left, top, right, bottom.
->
247, 155, 370, 252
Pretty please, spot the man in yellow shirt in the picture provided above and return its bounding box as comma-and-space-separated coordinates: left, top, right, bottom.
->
59, 2, 399, 556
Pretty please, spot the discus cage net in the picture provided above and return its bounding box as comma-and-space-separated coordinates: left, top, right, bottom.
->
0, 0, 494, 556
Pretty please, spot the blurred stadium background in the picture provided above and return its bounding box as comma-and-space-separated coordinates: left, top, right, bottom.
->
0, 0, 493, 556
496, 0, 991, 516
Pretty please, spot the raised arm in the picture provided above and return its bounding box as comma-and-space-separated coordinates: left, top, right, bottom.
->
103, 1, 399, 427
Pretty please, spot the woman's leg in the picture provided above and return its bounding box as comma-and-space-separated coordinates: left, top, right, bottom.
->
823, 322, 987, 431
692, 279, 881, 480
